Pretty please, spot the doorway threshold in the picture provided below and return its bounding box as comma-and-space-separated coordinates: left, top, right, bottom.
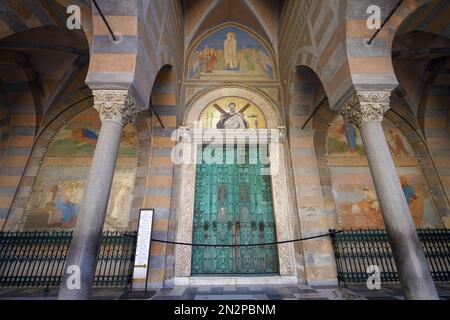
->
174, 276, 298, 286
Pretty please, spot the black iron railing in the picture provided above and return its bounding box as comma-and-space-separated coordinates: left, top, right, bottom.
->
0, 230, 137, 288
330, 229, 450, 285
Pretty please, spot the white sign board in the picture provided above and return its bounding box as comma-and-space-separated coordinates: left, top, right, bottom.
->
132, 209, 154, 290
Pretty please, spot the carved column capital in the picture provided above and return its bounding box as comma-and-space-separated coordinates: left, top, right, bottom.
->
93, 90, 137, 126
342, 91, 391, 127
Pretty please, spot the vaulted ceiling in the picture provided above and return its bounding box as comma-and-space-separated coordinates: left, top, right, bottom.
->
0, 0, 92, 41
183, 0, 281, 51
0, 1, 91, 135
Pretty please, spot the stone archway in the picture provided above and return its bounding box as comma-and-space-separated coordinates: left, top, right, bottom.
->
173, 86, 298, 285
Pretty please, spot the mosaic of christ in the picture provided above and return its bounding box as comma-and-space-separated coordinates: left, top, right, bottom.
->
188, 26, 275, 81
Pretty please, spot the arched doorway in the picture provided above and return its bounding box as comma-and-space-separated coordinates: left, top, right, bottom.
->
173, 86, 297, 285
192, 96, 278, 274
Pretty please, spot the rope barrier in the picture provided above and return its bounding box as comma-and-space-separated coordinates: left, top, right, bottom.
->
147, 230, 342, 248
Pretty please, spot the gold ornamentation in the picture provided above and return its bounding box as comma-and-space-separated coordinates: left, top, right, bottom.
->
184, 85, 283, 129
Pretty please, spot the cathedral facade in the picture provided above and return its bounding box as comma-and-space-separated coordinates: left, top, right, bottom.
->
0, 0, 449, 300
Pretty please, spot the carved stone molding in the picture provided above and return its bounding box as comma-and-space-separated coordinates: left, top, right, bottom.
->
174, 143, 197, 277
93, 90, 137, 126
269, 143, 297, 276
342, 91, 391, 127
179, 128, 286, 144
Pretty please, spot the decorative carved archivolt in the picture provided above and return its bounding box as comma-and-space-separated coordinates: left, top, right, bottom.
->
184, 85, 283, 129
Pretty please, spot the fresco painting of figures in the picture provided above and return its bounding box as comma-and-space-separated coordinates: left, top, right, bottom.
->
327, 116, 441, 229
46, 108, 137, 157
23, 108, 138, 231
25, 166, 88, 230
188, 26, 275, 81
330, 166, 441, 229
105, 170, 136, 229
24, 166, 136, 230
327, 115, 414, 158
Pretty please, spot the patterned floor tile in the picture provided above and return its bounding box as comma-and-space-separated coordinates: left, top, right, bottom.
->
0, 283, 449, 300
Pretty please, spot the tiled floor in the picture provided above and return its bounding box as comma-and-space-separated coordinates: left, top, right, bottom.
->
0, 284, 449, 300
147, 283, 450, 300
147, 285, 333, 300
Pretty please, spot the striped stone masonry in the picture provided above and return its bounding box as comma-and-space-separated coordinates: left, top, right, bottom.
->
288, 67, 338, 286
144, 68, 178, 289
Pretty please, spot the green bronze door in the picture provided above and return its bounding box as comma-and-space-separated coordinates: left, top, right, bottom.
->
192, 145, 279, 274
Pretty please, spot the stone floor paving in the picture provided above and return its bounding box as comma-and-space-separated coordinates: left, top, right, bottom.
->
0, 283, 449, 300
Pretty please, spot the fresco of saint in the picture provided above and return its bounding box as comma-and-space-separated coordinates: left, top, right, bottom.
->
46, 109, 137, 157
23, 108, 138, 231
188, 26, 275, 80
328, 116, 415, 158
387, 128, 409, 156
201, 48, 218, 73
401, 176, 418, 205
327, 115, 440, 229
54, 182, 82, 227
105, 178, 134, 228
224, 32, 238, 70
343, 121, 357, 153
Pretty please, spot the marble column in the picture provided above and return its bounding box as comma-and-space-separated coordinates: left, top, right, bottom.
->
343, 91, 439, 300
58, 90, 137, 300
